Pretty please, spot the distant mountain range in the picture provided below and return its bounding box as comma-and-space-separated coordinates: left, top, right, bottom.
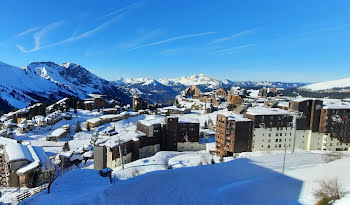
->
114, 74, 307, 104
0, 60, 308, 114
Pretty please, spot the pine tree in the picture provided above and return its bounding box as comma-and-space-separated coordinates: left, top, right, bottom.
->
204, 120, 208, 129
12, 115, 18, 124
62, 142, 70, 152
86, 122, 91, 131
75, 121, 82, 133
74, 107, 77, 114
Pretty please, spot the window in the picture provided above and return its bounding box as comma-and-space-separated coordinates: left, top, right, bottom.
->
268, 145, 270, 148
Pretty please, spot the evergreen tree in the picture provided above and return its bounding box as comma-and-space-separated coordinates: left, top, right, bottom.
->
86, 122, 91, 131
204, 120, 208, 129
75, 121, 82, 133
12, 115, 18, 124
62, 142, 70, 152
74, 107, 77, 114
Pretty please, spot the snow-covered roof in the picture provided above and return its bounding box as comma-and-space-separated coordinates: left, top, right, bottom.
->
87, 118, 102, 124
224, 114, 251, 122
5, 143, 33, 162
178, 117, 199, 124
16, 145, 41, 174
138, 117, 164, 126
0, 137, 17, 145
246, 107, 290, 116
100, 129, 145, 148
323, 101, 350, 109
51, 128, 67, 137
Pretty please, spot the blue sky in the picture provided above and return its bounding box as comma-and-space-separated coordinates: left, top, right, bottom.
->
1, 0, 350, 82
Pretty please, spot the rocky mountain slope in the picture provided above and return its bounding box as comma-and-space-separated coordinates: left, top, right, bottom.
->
0, 61, 130, 113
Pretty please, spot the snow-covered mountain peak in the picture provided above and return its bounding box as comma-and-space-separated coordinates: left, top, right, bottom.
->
61, 62, 79, 69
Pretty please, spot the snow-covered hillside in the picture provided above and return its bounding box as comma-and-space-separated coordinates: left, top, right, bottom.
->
301, 77, 350, 92
22, 150, 350, 205
0, 61, 130, 112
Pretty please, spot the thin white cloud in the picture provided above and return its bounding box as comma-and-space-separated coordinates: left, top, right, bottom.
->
213, 44, 255, 54
17, 11, 126, 53
96, 3, 139, 20
130, 32, 217, 50
17, 21, 64, 52
209, 28, 258, 44
15, 27, 40, 37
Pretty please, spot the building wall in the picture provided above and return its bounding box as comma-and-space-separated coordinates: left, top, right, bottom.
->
215, 114, 253, 156
252, 127, 293, 151
139, 144, 160, 158
94, 145, 107, 170
319, 108, 350, 143
244, 113, 293, 129
177, 142, 206, 152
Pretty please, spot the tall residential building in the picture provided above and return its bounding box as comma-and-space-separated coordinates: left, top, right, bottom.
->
215, 114, 253, 157
243, 107, 294, 152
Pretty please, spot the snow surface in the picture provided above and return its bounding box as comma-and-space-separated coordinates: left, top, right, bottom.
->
301, 77, 350, 91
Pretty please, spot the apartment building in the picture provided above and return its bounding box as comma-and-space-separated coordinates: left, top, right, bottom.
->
244, 107, 294, 152
215, 114, 253, 157
290, 98, 350, 151
94, 116, 202, 170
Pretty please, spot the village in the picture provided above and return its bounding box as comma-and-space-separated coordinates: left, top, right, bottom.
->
1, 85, 350, 204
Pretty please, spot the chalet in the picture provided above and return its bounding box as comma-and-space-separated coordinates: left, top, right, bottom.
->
102, 108, 120, 115
158, 106, 191, 115
0, 140, 55, 188
46, 125, 70, 141
84, 96, 109, 110
87, 118, 103, 128
46, 111, 63, 125
34, 116, 47, 127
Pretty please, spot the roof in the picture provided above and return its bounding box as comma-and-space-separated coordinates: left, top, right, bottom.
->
178, 117, 199, 124
51, 127, 67, 137
87, 118, 102, 124
99, 129, 145, 148
0, 137, 17, 145
323, 101, 350, 109
246, 107, 290, 116
5, 143, 33, 162
138, 117, 164, 126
